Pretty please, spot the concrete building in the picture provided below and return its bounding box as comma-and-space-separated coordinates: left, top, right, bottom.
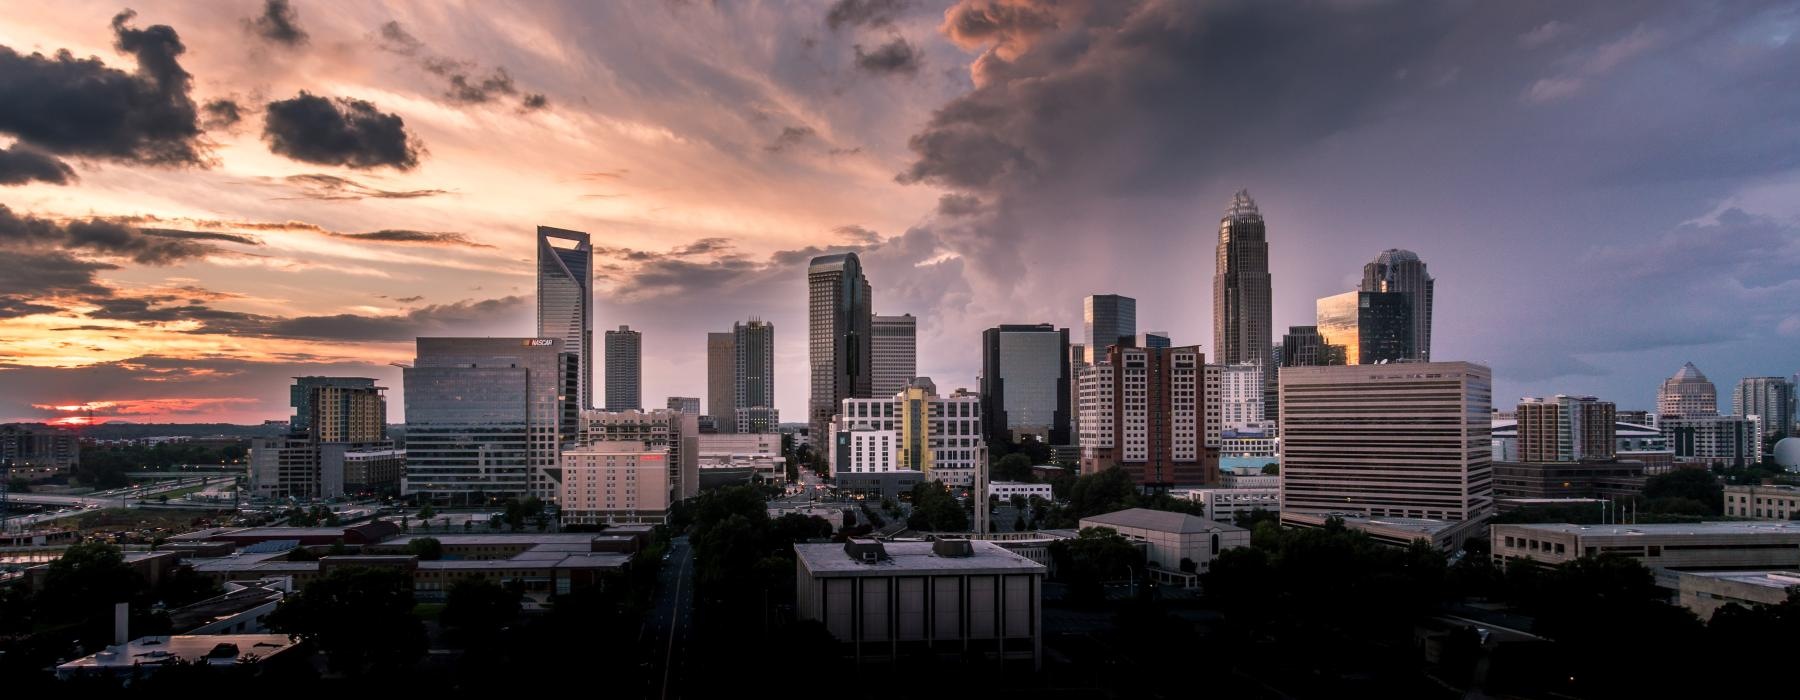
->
1491, 460, 1645, 502
1177, 487, 1280, 525
579, 408, 699, 501
794, 539, 1045, 668
537, 226, 593, 410
871, 313, 917, 398
1360, 249, 1434, 362
1723, 484, 1800, 520
1492, 522, 1800, 570
698, 432, 780, 456
1516, 395, 1616, 462
1279, 362, 1493, 524
732, 319, 779, 433
1213, 189, 1272, 369
1, 424, 80, 481
1658, 362, 1718, 418
980, 323, 1072, 446
604, 325, 642, 411
666, 397, 701, 415
403, 338, 577, 503
1315, 290, 1413, 365
560, 441, 671, 525
1733, 376, 1794, 441
829, 378, 985, 489
1082, 294, 1136, 364
1079, 508, 1250, 573
1677, 570, 1800, 620
1492, 419, 1671, 471
1285, 511, 1485, 551
809, 253, 873, 441
57, 634, 303, 680
988, 481, 1053, 502
706, 331, 736, 433
252, 377, 402, 500
1218, 363, 1264, 431
1077, 345, 1219, 488
1219, 426, 1279, 460
1661, 414, 1762, 467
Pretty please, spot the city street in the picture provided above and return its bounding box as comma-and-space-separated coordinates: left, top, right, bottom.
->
644, 535, 695, 700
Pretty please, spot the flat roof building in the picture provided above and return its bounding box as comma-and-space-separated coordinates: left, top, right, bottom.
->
1724, 484, 1800, 521
1079, 508, 1249, 574
1492, 521, 1800, 570
1676, 570, 1800, 620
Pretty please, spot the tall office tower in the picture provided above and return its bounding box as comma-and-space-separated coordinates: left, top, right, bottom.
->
734, 319, 779, 433
537, 226, 593, 409
871, 313, 917, 397
1069, 343, 1088, 446
1517, 395, 1617, 462
1218, 363, 1264, 431
253, 377, 403, 500
604, 325, 642, 411
1083, 294, 1136, 364
829, 377, 986, 489
808, 253, 873, 441
1315, 291, 1414, 364
1213, 190, 1272, 368
1657, 362, 1719, 418
1077, 345, 1219, 488
1279, 362, 1493, 523
578, 408, 700, 501
1136, 331, 1172, 350
980, 324, 1072, 447
706, 332, 736, 433
1360, 249, 1434, 361
666, 397, 701, 415
1280, 325, 1347, 367
403, 338, 577, 503
1734, 377, 1794, 441
1203, 363, 1222, 447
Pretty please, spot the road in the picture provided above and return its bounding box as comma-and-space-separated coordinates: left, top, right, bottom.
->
3, 476, 234, 528
644, 535, 695, 700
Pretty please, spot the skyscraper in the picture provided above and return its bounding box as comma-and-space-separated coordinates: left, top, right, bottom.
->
1213, 190, 1272, 368
706, 332, 735, 433
1361, 249, 1434, 361
1082, 294, 1136, 364
980, 324, 1072, 446
809, 253, 873, 440
1135, 331, 1171, 349
403, 337, 577, 503
604, 325, 642, 411
872, 313, 917, 397
537, 226, 592, 409
1077, 345, 1218, 488
1279, 361, 1493, 523
1280, 325, 1347, 367
1657, 362, 1718, 418
733, 319, 778, 433
1315, 290, 1413, 364
1733, 377, 1794, 441
1218, 363, 1264, 431
666, 397, 701, 415
1517, 395, 1616, 462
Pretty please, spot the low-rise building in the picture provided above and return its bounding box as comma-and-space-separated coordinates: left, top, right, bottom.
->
795, 539, 1045, 668
1676, 570, 1800, 620
1283, 511, 1485, 551
1177, 487, 1280, 524
1491, 460, 1646, 500
1078, 508, 1249, 573
56, 634, 302, 681
988, 481, 1053, 502
1492, 522, 1800, 569
1724, 484, 1800, 521
167, 579, 289, 634
1661, 415, 1763, 468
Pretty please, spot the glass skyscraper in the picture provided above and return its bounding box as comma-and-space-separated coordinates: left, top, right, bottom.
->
1082, 294, 1135, 364
403, 337, 577, 504
605, 325, 642, 411
1315, 291, 1412, 365
1361, 249, 1434, 362
980, 324, 1072, 446
537, 226, 592, 409
809, 253, 873, 441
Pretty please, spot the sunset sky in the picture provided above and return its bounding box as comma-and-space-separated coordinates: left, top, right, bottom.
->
2, 0, 1798, 425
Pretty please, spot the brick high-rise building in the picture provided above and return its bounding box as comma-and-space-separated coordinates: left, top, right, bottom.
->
1077, 345, 1219, 488
1517, 395, 1617, 462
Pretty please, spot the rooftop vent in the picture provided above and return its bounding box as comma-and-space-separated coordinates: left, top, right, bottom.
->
843, 538, 889, 563
932, 539, 974, 558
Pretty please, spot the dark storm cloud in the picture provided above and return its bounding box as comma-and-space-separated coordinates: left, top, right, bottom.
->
0, 10, 204, 166
935, 193, 982, 217
281, 173, 448, 200
0, 143, 76, 185
262, 92, 423, 170
0, 204, 226, 265
826, 0, 911, 30
246, 0, 309, 47
329, 229, 493, 248
0, 251, 117, 318
139, 228, 262, 246
89, 294, 528, 341
0, 355, 404, 424
201, 99, 244, 130
376, 20, 549, 111
854, 38, 920, 75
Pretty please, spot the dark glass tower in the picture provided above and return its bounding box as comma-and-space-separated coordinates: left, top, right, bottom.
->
1213, 190, 1272, 368
980, 324, 1072, 447
808, 253, 873, 440
1361, 249, 1434, 361
537, 226, 592, 409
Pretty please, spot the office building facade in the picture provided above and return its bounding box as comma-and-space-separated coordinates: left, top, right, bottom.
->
578, 408, 700, 501
537, 226, 593, 409
1077, 345, 1219, 488
1316, 290, 1413, 365
604, 325, 642, 411
0, 424, 80, 480
1279, 362, 1493, 522
871, 314, 917, 398
980, 324, 1072, 447
733, 319, 779, 433
403, 338, 577, 503
829, 378, 985, 488
1733, 376, 1794, 441
1360, 249, 1434, 361
666, 397, 701, 415
1213, 190, 1272, 369
560, 441, 672, 525
1516, 395, 1617, 462
1657, 362, 1718, 418
809, 253, 874, 441
706, 332, 735, 433
1280, 325, 1346, 368
1218, 363, 1264, 432
1661, 415, 1762, 467
252, 377, 402, 500
1082, 294, 1136, 364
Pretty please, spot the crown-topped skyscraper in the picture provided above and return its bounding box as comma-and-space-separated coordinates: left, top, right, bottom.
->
1213, 190, 1272, 369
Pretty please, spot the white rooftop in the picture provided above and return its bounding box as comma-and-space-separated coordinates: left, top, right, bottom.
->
57, 635, 296, 673
1497, 521, 1800, 536
795, 540, 1044, 575
1081, 508, 1248, 535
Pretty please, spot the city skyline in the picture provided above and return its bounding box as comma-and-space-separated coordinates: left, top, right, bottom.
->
5, 1, 1800, 425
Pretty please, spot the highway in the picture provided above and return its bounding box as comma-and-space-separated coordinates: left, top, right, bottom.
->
3, 476, 234, 528
644, 535, 695, 700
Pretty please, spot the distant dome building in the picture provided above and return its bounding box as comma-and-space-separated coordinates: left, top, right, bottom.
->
1776, 437, 1800, 469
1657, 362, 1718, 419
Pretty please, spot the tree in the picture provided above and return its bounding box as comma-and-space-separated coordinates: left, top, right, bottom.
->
993, 453, 1034, 483
406, 537, 444, 561
1009, 493, 1028, 510
1261, 462, 1279, 475
1013, 514, 1028, 532
906, 481, 968, 532
418, 503, 437, 520
1049, 526, 1143, 604
1642, 468, 1722, 513
34, 542, 146, 647
265, 567, 426, 675
440, 578, 522, 646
